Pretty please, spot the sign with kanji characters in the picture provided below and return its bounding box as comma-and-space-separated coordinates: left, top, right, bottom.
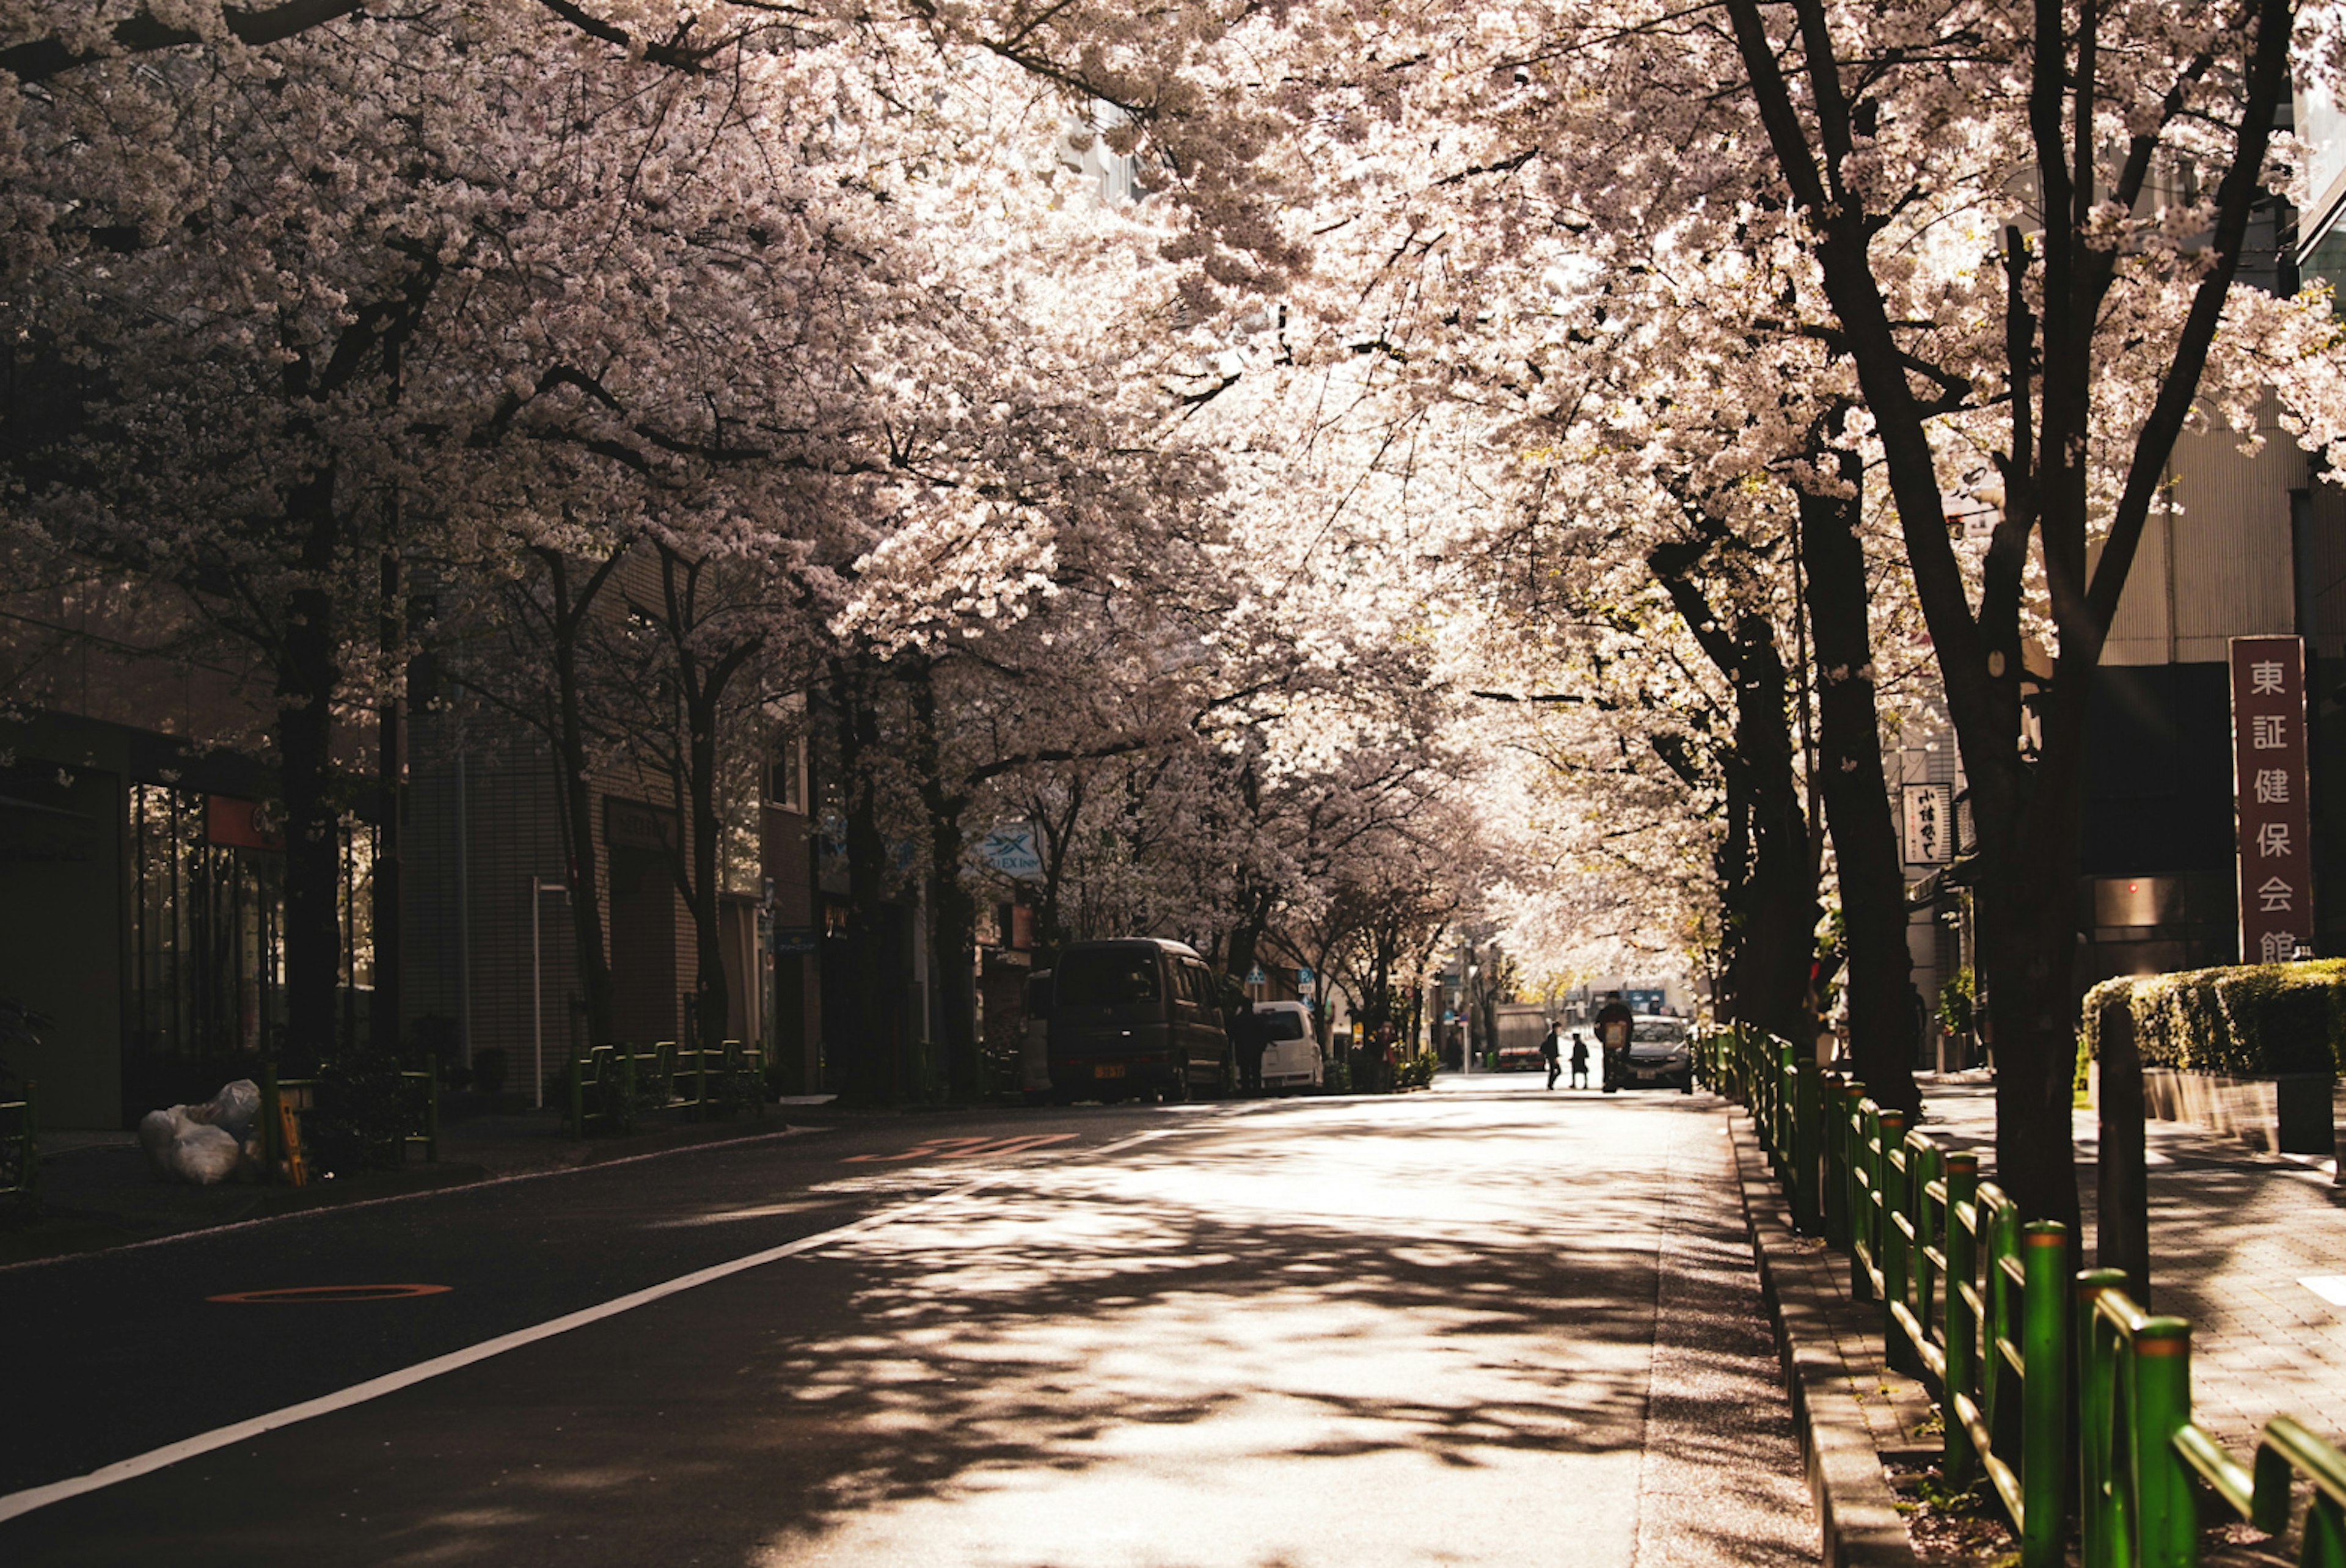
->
1901, 782, 1956, 866
2231, 636, 2314, 965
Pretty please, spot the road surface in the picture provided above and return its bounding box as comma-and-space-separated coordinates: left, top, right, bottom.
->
1, 1073, 1815, 1566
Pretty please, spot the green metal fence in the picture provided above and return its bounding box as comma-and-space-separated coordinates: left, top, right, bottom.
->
1717, 1032, 2346, 1567
566, 1039, 762, 1137
0, 1078, 35, 1203
2078, 1275, 2346, 1568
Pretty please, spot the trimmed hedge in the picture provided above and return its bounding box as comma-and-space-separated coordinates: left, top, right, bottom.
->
2080, 959, 2346, 1077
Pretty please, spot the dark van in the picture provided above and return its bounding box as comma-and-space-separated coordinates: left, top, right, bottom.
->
1044, 938, 1230, 1101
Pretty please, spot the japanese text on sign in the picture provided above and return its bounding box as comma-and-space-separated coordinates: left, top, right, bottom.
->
2231, 637, 2313, 965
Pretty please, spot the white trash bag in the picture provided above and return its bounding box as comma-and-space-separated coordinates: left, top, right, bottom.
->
139, 1079, 263, 1185
185, 1079, 261, 1145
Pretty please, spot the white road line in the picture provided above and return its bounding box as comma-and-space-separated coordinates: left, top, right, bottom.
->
0, 1123, 833, 1275
0, 1125, 1175, 1526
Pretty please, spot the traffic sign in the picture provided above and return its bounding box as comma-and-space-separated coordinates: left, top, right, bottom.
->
1246, 966, 1266, 986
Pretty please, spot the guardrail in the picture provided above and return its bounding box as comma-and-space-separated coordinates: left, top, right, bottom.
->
259, 1063, 437, 1184
1720, 1027, 2346, 1566
2079, 1274, 2346, 1568
567, 1039, 762, 1137
0, 1079, 35, 1203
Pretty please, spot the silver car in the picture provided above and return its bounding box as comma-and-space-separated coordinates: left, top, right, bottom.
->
1618, 1016, 1694, 1092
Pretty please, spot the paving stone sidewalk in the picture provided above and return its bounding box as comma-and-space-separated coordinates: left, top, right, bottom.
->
1914, 1076, 2346, 1450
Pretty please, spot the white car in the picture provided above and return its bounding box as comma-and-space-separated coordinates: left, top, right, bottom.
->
1254, 1001, 1324, 1090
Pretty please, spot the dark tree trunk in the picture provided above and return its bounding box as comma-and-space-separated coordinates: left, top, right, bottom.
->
1796, 438, 1920, 1116
536, 547, 623, 1049
907, 658, 982, 1099
371, 542, 403, 1065
1734, 624, 1822, 1051
830, 655, 900, 1102
279, 472, 344, 1063
1651, 538, 1818, 1054
684, 676, 729, 1054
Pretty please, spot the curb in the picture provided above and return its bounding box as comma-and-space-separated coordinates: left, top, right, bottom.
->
1727, 1110, 1923, 1568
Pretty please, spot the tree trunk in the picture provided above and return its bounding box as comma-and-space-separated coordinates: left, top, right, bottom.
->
538, 548, 621, 1049
279, 473, 343, 1064
907, 659, 982, 1099
685, 679, 729, 1056
1797, 445, 1920, 1115
1733, 625, 1821, 1050
371, 542, 403, 1065
2094, 988, 2149, 1306
829, 656, 899, 1103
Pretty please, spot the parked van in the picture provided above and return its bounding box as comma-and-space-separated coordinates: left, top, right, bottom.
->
1044, 938, 1230, 1101
1252, 1000, 1323, 1091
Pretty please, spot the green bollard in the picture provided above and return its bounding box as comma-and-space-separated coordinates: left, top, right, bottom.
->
2019, 1222, 2070, 1568
2130, 1318, 2195, 1568
1942, 1151, 1980, 1489
1879, 1110, 1913, 1371
2074, 1267, 2129, 1568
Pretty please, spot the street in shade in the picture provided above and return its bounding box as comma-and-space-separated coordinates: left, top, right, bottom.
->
0, 1077, 1814, 1566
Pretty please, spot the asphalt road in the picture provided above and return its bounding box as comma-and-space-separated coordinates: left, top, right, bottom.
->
0, 1074, 1816, 1566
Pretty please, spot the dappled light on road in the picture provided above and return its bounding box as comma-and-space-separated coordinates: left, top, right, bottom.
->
721, 1095, 1806, 1567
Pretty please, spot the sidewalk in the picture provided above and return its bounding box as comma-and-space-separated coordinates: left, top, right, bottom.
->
1915, 1078, 2346, 1449
1, 1097, 842, 1267
1735, 1072, 2346, 1564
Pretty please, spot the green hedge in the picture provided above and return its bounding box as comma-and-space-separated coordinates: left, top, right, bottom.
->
2080, 959, 2346, 1076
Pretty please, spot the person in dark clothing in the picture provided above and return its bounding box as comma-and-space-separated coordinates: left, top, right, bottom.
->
1232, 1002, 1268, 1095
1540, 1023, 1563, 1090
1568, 1031, 1590, 1089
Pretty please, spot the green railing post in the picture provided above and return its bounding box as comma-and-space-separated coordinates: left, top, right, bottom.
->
568, 1053, 585, 1139
1775, 1040, 1794, 1173
1905, 1134, 1941, 1366
1852, 1096, 1879, 1302
1879, 1109, 1913, 1370
1942, 1151, 1981, 1488
2076, 1267, 2129, 1568
1821, 1072, 1849, 1248
1793, 1055, 1821, 1233
2019, 1221, 2070, 1568
2132, 1319, 2196, 1568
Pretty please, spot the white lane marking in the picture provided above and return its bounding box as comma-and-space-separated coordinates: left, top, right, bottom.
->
0, 1124, 833, 1275
0, 1125, 1172, 1525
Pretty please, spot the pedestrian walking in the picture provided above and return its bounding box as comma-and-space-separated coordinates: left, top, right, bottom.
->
1568, 1031, 1590, 1089
1539, 1022, 1563, 1090
1232, 1001, 1268, 1095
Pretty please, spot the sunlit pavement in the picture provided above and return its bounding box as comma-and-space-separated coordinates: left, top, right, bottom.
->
2, 1080, 1814, 1566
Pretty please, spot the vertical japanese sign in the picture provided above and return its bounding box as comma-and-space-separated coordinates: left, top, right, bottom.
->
2231, 636, 2313, 965
1901, 783, 1956, 866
